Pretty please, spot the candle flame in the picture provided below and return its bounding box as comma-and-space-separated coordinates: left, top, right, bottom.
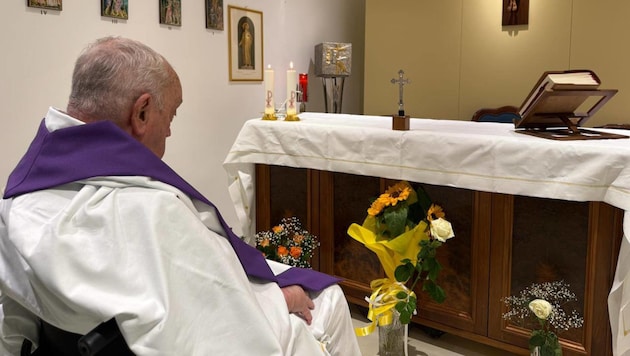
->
267, 64, 271, 69
289, 61, 294, 69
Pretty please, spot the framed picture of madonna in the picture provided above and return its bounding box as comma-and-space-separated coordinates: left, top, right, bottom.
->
228, 5, 263, 81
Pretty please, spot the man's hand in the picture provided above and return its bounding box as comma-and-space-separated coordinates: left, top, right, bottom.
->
281, 285, 315, 325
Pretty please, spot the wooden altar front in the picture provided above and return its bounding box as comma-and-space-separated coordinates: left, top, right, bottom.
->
224, 113, 630, 355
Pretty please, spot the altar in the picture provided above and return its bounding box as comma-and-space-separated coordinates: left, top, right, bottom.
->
223, 113, 630, 355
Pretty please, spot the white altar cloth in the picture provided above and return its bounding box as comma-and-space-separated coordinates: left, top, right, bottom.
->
223, 112, 630, 355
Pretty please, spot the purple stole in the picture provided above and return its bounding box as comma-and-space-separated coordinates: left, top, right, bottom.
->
3, 119, 339, 291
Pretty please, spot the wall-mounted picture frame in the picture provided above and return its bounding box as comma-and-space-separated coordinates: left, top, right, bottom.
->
502, 0, 529, 26
228, 6, 263, 82
101, 0, 128, 20
206, 0, 223, 30
159, 0, 181, 26
27, 0, 62, 11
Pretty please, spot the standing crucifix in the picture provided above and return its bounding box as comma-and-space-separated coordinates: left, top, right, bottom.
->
391, 69, 410, 116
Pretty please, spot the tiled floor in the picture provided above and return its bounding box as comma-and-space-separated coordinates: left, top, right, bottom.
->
351, 308, 520, 356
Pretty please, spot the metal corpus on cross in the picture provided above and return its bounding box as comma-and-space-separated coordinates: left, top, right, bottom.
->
391, 69, 410, 116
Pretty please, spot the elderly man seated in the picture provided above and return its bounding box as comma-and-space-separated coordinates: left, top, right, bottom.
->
0, 36, 361, 355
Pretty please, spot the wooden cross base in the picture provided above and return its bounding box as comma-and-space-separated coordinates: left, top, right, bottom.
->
392, 115, 410, 131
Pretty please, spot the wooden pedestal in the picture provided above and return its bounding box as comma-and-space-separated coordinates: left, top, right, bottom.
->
392, 115, 410, 131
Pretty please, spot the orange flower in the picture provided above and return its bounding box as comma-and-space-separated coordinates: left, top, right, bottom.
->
272, 225, 284, 234
368, 198, 387, 216
384, 181, 412, 206
290, 246, 302, 258
368, 182, 413, 216
293, 234, 305, 244
277, 245, 289, 257
427, 204, 445, 221
260, 238, 270, 247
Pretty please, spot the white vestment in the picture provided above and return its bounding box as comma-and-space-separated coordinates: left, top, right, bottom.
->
0, 109, 361, 356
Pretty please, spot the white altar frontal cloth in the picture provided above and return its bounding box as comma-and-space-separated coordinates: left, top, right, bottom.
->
223, 113, 630, 355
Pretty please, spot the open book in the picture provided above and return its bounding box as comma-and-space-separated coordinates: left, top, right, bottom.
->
514, 70, 625, 140
518, 70, 600, 117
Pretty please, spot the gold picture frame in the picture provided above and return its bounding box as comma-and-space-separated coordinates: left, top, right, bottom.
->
228, 6, 263, 81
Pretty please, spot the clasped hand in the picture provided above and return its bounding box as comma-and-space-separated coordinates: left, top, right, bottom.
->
281, 285, 315, 325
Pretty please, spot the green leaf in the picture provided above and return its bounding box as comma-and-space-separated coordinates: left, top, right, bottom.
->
408, 295, 417, 306
394, 262, 414, 282
419, 242, 437, 260
427, 259, 442, 281
383, 204, 408, 237
421, 258, 432, 271
404, 301, 416, 315
423, 280, 446, 303
529, 331, 545, 347
399, 310, 412, 324
395, 301, 413, 324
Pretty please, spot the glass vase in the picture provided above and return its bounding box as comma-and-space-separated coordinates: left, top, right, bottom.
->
531, 346, 540, 356
378, 311, 408, 356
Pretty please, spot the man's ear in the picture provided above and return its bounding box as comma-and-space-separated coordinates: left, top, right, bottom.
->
130, 93, 152, 138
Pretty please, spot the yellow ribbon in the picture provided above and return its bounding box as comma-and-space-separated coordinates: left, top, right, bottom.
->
347, 216, 428, 337
355, 278, 416, 336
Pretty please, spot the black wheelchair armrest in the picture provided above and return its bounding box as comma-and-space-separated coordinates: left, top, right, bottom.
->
77, 318, 134, 356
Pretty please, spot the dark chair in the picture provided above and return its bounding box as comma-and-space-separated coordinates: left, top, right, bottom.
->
471, 105, 520, 123
596, 123, 630, 130
21, 318, 134, 356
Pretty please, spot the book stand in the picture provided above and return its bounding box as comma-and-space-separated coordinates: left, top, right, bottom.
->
515, 88, 627, 140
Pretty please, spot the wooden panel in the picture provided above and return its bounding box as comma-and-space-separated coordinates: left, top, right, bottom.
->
256, 164, 622, 355
256, 165, 316, 267
256, 165, 309, 229
413, 184, 490, 335
487, 195, 622, 356
329, 172, 383, 305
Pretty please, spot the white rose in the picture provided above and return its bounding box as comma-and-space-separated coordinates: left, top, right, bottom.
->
529, 299, 553, 320
430, 218, 454, 242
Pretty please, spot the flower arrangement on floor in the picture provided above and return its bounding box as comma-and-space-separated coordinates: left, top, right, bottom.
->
502, 280, 584, 356
254, 216, 319, 268
347, 181, 455, 335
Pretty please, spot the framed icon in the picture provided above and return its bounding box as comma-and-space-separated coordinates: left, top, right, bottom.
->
159, 0, 181, 26
206, 0, 223, 30
502, 0, 529, 26
101, 0, 128, 20
27, 0, 62, 11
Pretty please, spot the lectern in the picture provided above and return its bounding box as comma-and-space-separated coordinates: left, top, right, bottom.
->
515, 70, 627, 140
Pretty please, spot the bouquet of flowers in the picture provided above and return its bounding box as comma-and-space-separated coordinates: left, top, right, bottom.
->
254, 217, 319, 268
348, 180, 455, 333
502, 280, 584, 356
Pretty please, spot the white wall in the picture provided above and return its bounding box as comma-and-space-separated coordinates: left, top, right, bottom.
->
0, 0, 365, 234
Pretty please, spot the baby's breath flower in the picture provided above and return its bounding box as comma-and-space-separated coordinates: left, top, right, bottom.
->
502, 280, 584, 334
255, 217, 319, 268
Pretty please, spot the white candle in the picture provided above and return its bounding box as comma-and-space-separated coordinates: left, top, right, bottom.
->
264, 65, 275, 115
286, 62, 297, 116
